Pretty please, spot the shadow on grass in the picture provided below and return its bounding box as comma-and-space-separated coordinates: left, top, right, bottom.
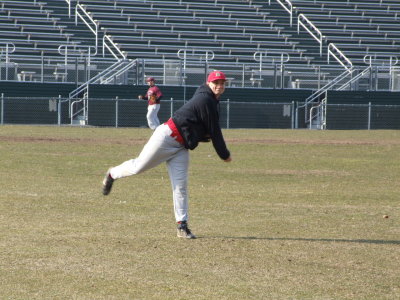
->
203, 236, 400, 245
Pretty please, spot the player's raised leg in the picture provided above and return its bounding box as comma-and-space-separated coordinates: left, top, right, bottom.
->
102, 124, 183, 194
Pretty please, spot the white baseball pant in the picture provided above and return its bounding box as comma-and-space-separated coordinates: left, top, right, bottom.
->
109, 123, 190, 222
147, 104, 160, 130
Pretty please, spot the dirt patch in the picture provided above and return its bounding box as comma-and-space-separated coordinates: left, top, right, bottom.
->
230, 168, 351, 176
226, 138, 400, 146
0, 135, 148, 145
1, 135, 399, 146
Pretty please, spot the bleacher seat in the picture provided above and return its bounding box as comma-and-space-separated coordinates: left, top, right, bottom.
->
72, 0, 314, 64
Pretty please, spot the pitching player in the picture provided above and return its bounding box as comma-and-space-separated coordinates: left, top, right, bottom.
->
138, 77, 163, 130
102, 70, 232, 239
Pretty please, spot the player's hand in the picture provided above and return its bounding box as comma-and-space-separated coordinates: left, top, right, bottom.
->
138, 95, 144, 99
224, 156, 232, 162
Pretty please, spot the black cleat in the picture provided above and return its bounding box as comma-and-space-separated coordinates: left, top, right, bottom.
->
177, 221, 196, 239
102, 168, 114, 196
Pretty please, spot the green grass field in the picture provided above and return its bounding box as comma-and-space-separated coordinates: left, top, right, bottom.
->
0, 125, 399, 299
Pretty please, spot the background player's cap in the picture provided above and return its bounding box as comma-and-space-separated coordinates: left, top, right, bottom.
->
207, 71, 226, 83
146, 77, 155, 82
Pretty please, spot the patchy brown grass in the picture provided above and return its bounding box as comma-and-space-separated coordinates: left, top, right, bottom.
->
0, 126, 399, 299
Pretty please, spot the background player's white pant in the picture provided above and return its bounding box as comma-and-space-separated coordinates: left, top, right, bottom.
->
147, 104, 160, 130
109, 124, 189, 222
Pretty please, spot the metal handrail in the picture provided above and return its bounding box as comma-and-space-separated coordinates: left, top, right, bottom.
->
309, 105, 319, 129
303, 69, 353, 105
70, 92, 88, 124
253, 51, 290, 63
65, 0, 72, 18
276, 0, 294, 26
328, 43, 353, 71
177, 49, 215, 62
103, 35, 127, 60
309, 101, 326, 130
58, 45, 96, 61
299, 68, 354, 125
0, 43, 16, 63
75, 4, 98, 52
253, 51, 290, 83
68, 59, 126, 99
363, 55, 398, 67
298, 14, 324, 56
100, 59, 137, 84
337, 66, 372, 91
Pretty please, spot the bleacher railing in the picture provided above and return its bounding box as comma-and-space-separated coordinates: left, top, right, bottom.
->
75, 3, 98, 55
276, 0, 294, 26
1, 54, 399, 92
328, 43, 353, 71
298, 14, 324, 56
103, 35, 127, 60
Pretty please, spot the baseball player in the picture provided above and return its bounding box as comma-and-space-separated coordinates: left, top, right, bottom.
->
138, 77, 163, 130
102, 70, 232, 239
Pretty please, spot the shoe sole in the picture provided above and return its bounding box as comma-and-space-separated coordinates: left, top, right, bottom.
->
177, 230, 196, 239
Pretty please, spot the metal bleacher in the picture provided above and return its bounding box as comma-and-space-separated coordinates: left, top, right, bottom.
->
0, 0, 399, 90
76, 0, 313, 65
286, 0, 400, 66
0, 1, 80, 56
0, 0, 100, 82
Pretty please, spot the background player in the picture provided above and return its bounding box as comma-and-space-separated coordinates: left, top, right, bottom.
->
138, 77, 163, 130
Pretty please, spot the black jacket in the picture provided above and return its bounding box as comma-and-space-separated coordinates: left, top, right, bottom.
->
172, 84, 230, 160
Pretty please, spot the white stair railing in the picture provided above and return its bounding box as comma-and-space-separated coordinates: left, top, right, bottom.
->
0, 43, 16, 80
103, 35, 127, 60
67, 59, 131, 124
75, 4, 98, 53
99, 59, 137, 84
309, 96, 327, 130
328, 43, 353, 71
298, 14, 324, 56
337, 66, 372, 91
253, 51, 290, 87
65, 0, 72, 17
276, 0, 294, 26
0, 42, 16, 63
298, 65, 373, 128
297, 68, 355, 127
70, 92, 88, 125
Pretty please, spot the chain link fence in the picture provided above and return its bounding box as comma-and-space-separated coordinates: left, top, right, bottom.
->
1, 96, 399, 129
326, 103, 400, 130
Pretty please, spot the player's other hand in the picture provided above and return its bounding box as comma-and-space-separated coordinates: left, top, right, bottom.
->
224, 156, 232, 162
138, 95, 144, 99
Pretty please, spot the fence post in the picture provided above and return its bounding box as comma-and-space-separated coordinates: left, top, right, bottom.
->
291, 101, 295, 129
226, 98, 230, 129
1, 93, 3, 125
368, 102, 371, 130
170, 97, 174, 117
41, 52, 44, 83
115, 96, 119, 128
57, 95, 61, 126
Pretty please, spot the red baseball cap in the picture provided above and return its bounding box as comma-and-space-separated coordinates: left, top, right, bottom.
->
207, 70, 226, 83
146, 77, 155, 82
